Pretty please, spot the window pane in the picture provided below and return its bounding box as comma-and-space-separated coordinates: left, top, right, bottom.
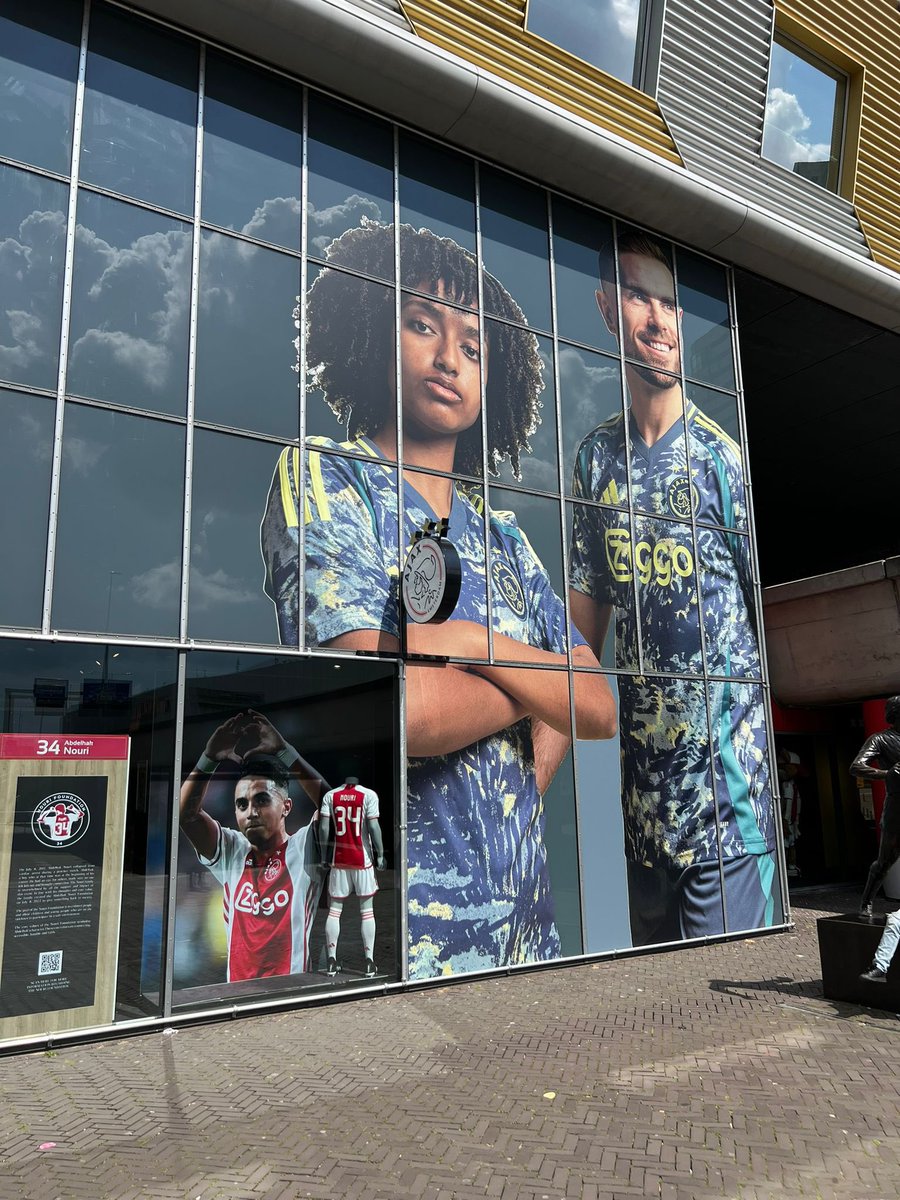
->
202, 52, 302, 250
635, 514, 703, 675
0, 640, 178, 1024
685, 386, 748, 530
68, 192, 191, 414
189, 430, 290, 645
559, 345, 623, 498
81, 4, 197, 213
304, 263, 396, 456
174, 652, 399, 1003
698, 528, 760, 679
491, 330, 558, 494
306, 94, 393, 268
490, 486, 567, 662
295, 451, 400, 654
539, 748, 583, 957
399, 132, 476, 253
0, 0, 81, 175
479, 166, 551, 333
53, 405, 184, 637
676, 247, 735, 390
0, 164, 67, 391
527, 0, 647, 86
614, 225, 682, 385
575, 684, 632, 953
762, 36, 845, 192
407, 663, 573, 976
567, 501, 638, 672
196, 231, 300, 438
0, 389, 54, 628
620, 675, 725, 946
551, 197, 618, 354
708, 679, 779, 934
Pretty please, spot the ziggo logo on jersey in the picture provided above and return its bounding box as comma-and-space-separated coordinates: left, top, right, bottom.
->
234, 881, 290, 916
605, 528, 694, 587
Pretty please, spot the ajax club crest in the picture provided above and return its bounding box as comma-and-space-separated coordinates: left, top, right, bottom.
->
402, 519, 462, 624
32, 791, 90, 848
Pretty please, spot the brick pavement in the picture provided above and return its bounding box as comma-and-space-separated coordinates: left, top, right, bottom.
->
1, 887, 899, 1200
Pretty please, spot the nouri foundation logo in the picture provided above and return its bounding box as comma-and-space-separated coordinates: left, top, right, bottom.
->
32, 792, 90, 848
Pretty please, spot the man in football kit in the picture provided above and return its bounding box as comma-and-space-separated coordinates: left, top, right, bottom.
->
262, 221, 615, 979
568, 228, 777, 946
319, 776, 386, 977
179, 710, 328, 983
852, 696, 900, 923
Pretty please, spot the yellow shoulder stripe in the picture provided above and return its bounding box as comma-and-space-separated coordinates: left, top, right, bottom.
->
278, 447, 299, 529
307, 448, 331, 522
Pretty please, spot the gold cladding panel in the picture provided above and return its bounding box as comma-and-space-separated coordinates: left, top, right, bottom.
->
401, 0, 682, 164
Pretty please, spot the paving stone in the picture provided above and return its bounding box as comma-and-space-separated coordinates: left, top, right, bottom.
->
2, 888, 900, 1199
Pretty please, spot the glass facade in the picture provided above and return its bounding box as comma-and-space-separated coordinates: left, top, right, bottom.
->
0, 0, 785, 1047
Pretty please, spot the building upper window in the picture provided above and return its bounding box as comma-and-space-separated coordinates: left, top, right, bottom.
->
762, 32, 847, 193
526, 0, 655, 89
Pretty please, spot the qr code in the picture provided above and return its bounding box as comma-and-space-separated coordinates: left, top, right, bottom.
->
38, 951, 63, 976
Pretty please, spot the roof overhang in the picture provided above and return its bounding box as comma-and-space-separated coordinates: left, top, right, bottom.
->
130, 0, 900, 331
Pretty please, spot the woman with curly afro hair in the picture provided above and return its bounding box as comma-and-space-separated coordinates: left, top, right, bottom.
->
262, 221, 615, 981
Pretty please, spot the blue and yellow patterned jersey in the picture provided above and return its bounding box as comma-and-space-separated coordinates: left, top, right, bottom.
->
262, 436, 586, 978
569, 404, 774, 868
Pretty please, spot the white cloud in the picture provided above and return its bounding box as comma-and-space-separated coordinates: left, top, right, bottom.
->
763, 87, 831, 170
130, 559, 257, 611
308, 194, 385, 254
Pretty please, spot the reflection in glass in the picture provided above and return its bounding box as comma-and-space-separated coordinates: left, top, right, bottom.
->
307, 94, 393, 268
202, 52, 302, 250
574, 686, 632, 953
551, 197, 617, 354
0, 389, 54, 628
527, 0, 649, 87
676, 247, 735, 389
567, 501, 637, 672
559, 344, 622, 494
698, 528, 760, 679
0, 639, 178, 1021
175, 652, 398, 1001
399, 132, 476, 253
541, 749, 583, 956
189, 430, 291, 646
81, 4, 197, 214
492, 330, 558, 494
762, 34, 845, 193
707, 679, 779, 933
685, 387, 747, 529
479, 166, 551, 333
195, 231, 300, 438
53, 405, 185, 637
68, 191, 191, 413
0, 165, 67, 391
303, 262, 396, 453
634, 514, 702, 675
0, 0, 80, 174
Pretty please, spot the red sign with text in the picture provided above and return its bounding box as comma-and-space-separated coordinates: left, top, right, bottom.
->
0, 734, 130, 761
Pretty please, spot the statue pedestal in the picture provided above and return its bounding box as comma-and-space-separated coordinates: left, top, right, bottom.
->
818, 913, 900, 1012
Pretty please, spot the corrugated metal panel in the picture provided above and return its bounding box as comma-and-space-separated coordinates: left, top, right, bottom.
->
402, 0, 682, 164
781, 0, 900, 271
657, 0, 871, 259
345, 0, 411, 29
